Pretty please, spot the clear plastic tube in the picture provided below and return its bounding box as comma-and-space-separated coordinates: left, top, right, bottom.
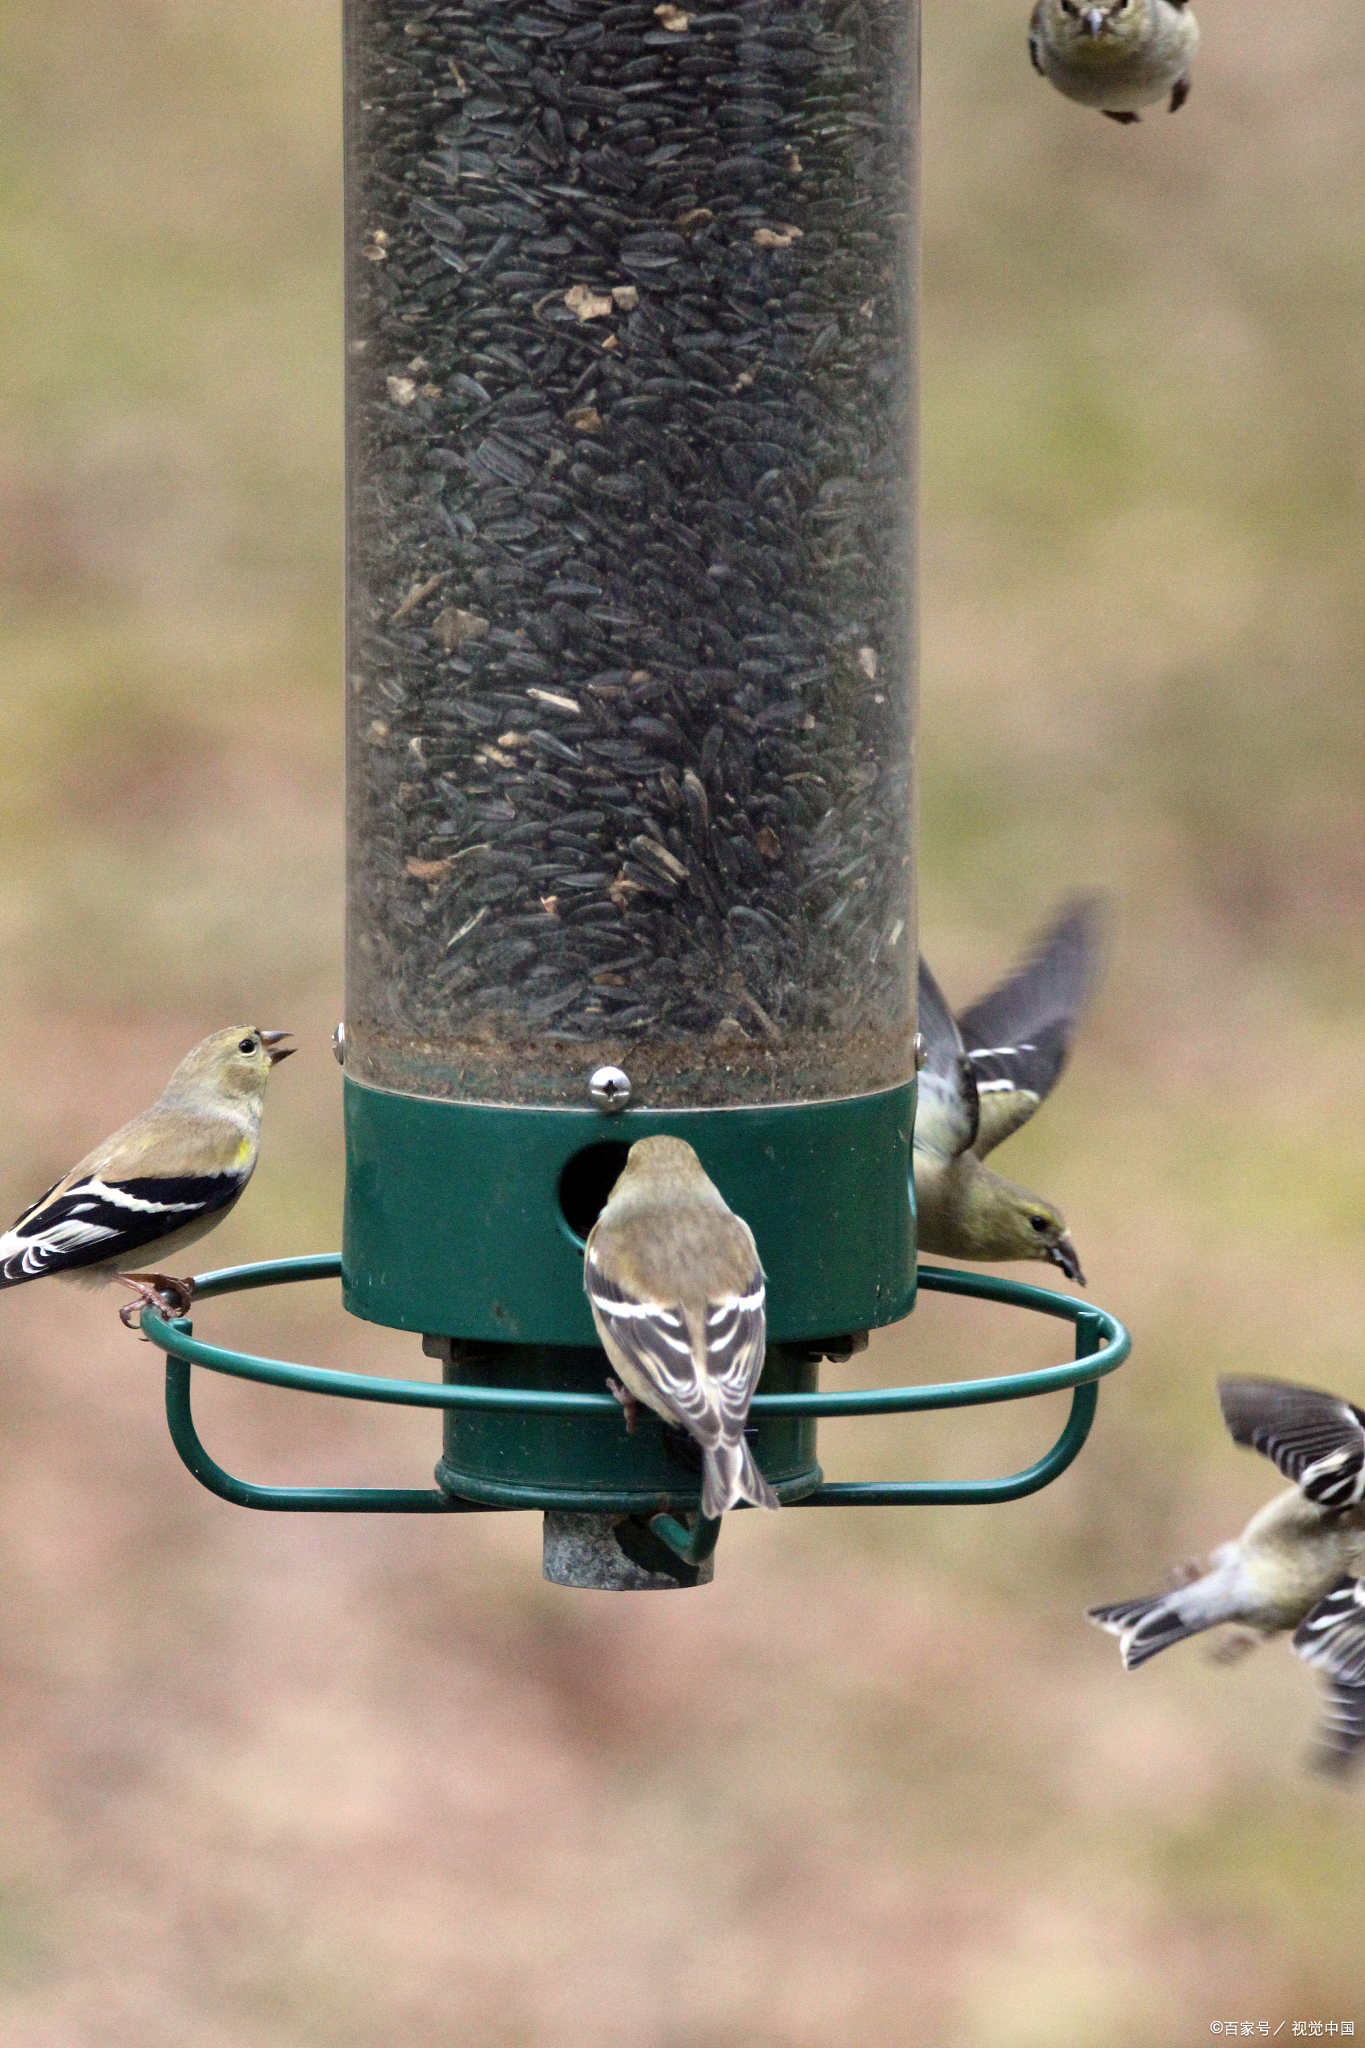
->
344, 0, 917, 1107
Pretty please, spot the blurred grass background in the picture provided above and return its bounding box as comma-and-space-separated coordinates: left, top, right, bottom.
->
0, 0, 1362, 2041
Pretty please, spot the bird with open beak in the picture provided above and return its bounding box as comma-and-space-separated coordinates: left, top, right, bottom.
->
1029, 0, 1199, 122
0, 1026, 294, 1323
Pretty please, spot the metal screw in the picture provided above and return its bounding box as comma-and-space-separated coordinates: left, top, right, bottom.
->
913, 1032, 927, 1071
333, 1022, 347, 1067
589, 1065, 631, 1112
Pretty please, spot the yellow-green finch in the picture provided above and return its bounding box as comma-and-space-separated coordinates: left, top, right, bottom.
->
1029, 0, 1199, 123
1090, 1377, 1365, 1774
914, 897, 1103, 1282
584, 1136, 778, 1519
0, 1027, 293, 1320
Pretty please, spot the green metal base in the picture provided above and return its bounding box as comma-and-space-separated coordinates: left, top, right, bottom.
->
427, 1336, 822, 1512
342, 1077, 916, 1346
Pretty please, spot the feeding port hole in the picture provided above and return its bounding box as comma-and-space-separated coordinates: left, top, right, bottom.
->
557, 1141, 631, 1245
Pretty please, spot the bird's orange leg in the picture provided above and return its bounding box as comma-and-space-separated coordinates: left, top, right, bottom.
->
606, 1377, 641, 1434
1206, 1628, 1265, 1666
115, 1273, 196, 1330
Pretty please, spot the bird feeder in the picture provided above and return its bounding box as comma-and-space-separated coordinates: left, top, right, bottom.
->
148, 0, 1132, 1585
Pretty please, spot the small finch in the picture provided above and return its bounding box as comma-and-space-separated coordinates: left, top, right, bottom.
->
1029, 0, 1199, 123
914, 897, 1103, 1281
584, 1135, 778, 1519
1089, 1377, 1365, 1774
0, 1027, 294, 1323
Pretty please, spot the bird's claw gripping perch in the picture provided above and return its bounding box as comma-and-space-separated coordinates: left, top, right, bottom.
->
116, 1272, 196, 1330
606, 1377, 641, 1434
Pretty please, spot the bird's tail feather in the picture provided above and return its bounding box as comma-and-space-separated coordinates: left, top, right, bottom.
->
1087, 1592, 1213, 1670
701, 1437, 779, 1518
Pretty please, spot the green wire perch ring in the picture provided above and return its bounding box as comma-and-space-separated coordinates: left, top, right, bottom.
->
142, 1256, 1129, 1568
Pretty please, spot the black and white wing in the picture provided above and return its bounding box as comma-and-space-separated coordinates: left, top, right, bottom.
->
0, 1171, 243, 1286
1219, 1378, 1365, 1512
916, 956, 979, 1161
956, 896, 1105, 1158
585, 1255, 766, 1449
1293, 1578, 1365, 1773
696, 1275, 768, 1438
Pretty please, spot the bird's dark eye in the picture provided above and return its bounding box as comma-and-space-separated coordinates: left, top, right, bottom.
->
239, 1036, 257, 1054
1030, 1215, 1050, 1234
1060, 1, 1080, 14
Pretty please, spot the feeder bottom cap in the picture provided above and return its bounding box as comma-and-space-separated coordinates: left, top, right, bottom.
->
541, 1511, 715, 1591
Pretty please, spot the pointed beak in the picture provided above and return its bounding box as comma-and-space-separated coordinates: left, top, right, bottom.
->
1082, 7, 1105, 32
260, 1030, 296, 1066
1047, 1236, 1085, 1286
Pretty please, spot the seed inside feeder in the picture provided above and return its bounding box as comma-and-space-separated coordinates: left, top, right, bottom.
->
345, 0, 917, 1110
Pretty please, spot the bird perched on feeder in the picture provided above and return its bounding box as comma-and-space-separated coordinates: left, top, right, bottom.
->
1089, 1377, 1365, 1774
0, 1027, 294, 1325
584, 1135, 779, 1519
914, 896, 1103, 1283
1028, 0, 1199, 123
